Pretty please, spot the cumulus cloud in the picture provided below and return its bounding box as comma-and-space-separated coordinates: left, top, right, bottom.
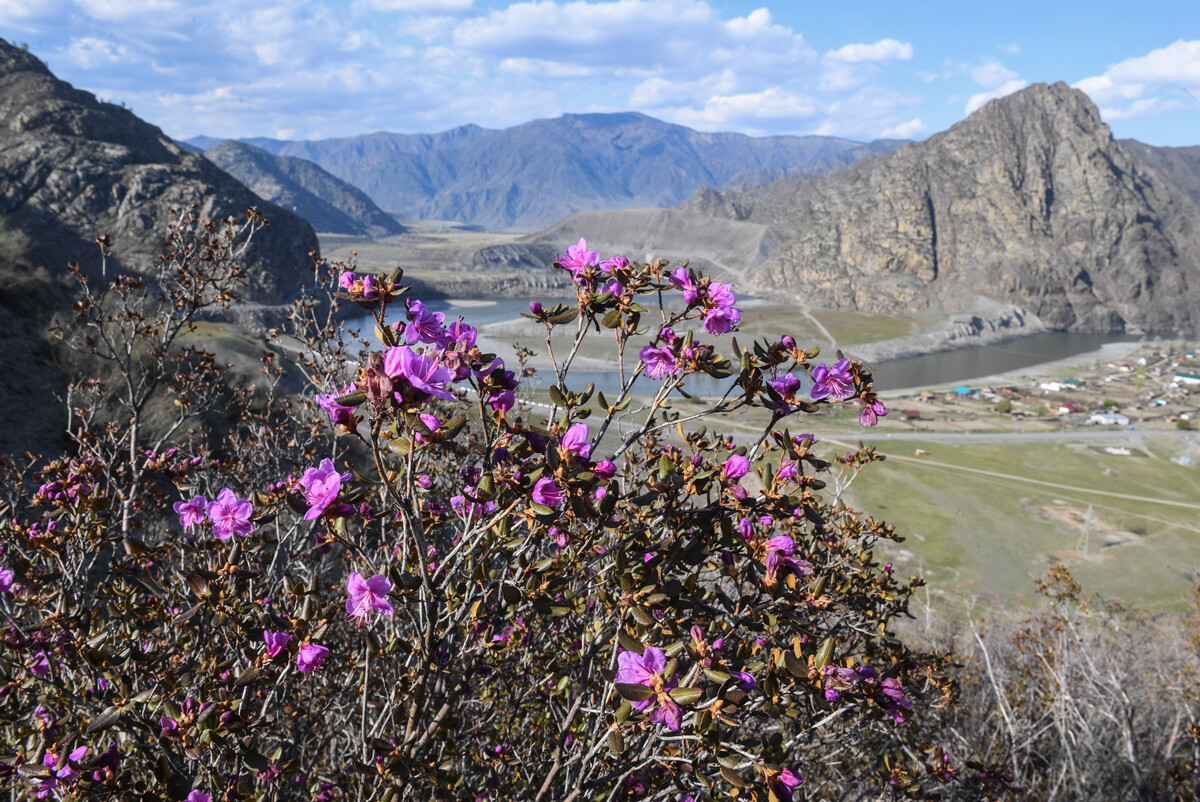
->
965, 78, 1029, 115
881, 118, 925, 138
360, 0, 471, 10
673, 87, 819, 132
970, 60, 1018, 89
59, 37, 132, 68
1075, 40, 1200, 120
824, 38, 913, 64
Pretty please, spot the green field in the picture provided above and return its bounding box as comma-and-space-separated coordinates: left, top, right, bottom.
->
835, 436, 1200, 612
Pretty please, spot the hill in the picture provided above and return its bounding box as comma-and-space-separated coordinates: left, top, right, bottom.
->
188, 116, 902, 230
679, 82, 1200, 335
0, 38, 319, 454
203, 140, 405, 238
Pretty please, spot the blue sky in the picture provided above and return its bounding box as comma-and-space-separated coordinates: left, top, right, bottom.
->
2, 0, 1198, 145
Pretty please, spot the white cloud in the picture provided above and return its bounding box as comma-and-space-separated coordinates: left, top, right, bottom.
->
965, 78, 1028, 114
881, 117, 925, 138
824, 38, 913, 64
1074, 40, 1200, 120
673, 87, 819, 132
59, 37, 131, 68
76, 0, 178, 19
360, 0, 471, 9
969, 60, 1018, 89
997, 43, 1020, 55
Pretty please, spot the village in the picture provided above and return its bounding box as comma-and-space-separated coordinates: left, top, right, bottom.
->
858, 343, 1200, 445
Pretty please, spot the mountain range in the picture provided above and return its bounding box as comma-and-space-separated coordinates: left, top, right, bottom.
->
201, 140, 405, 238
186, 118, 903, 230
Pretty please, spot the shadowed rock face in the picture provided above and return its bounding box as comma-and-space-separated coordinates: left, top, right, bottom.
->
685, 82, 1200, 335
0, 38, 320, 455
203, 141, 405, 238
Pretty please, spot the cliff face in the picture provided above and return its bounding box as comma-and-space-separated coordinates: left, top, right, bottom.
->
203, 141, 405, 238
686, 82, 1200, 334
0, 39, 319, 455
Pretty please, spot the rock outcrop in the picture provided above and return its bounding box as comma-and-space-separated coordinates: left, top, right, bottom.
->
684, 83, 1200, 335
0, 38, 319, 455
204, 140, 405, 238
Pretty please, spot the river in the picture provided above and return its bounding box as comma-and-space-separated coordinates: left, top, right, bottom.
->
354, 300, 1145, 398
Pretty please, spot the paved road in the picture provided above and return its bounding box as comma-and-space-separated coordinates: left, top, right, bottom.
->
810, 428, 1198, 446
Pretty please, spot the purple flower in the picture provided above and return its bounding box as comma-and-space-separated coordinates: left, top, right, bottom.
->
614, 646, 682, 731
207, 488, 254, 540
338, 272, 357, 291
769, 768, 804, 801
487, 389, 515, 412
859, 398, 889, 427
383, 346, 456, 402
532, 478, 565, 507
316, 383, 358, 428
703, 306, 741, 335
560, 422, 591, 460
669, 268, 698, 304
361, 275, 381, 299
298, 459, 351, 521
776, 461, 799, 482
296, 643, 329, 673
263, 631, 292, 658
173, 495, 208, 529
560, 237, 599, 279
0, 567, 13, 593
769, 372, 801, 399
345, 573, 394, 618
160, 715, 179, 734
822, 665, 864, 701
639, 345, 678, 379
707, 281, 736, 308
30, 652, 50, 676
594, 460, 616, 480
405, 300, 447, 345
529, 301, 543, 316
723, 454, 750, 480
731, 670, 757, 690
810, 358, 855, 401
738, 517, 754, 540
878, 677, 912, 722
765, 535, 814, 582
187, 791, 212, 802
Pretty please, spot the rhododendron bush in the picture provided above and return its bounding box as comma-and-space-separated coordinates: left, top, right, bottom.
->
0, 215, 969, 800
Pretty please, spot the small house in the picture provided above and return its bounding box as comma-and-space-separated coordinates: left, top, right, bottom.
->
1174, 371, 1200, 386
1090, 412, 1130, 426
901, 410, 921, 421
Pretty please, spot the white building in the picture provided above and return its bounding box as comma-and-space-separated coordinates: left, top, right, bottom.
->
1090, 412, 1130, 426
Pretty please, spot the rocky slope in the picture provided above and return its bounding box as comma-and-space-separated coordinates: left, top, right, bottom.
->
189, 116, 900, 230
0, 38, 319, 455
204, 140, 405, 238
683, 83, 1200, 335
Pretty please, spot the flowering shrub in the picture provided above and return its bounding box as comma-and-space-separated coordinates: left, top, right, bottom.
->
0, 220, 986, 801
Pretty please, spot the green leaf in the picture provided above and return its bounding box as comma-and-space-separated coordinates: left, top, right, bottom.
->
333, 390, 367, 407
548, 309, 580, 325
669, 686, 703, 705
815, 637, 836, 670
614, 682, 656, 702
617, 629, 644, 654
607, 730, 625, 754
702, 667, 732, 684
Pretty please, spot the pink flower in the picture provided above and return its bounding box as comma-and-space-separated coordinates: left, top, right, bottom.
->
810, 358, 855, 401
614, 646, 682, 731
531, 478, 565, 507
263, 631, 292, 658
316, 382, 358, 428
669, 268, 698, 304
639, 345, 678, 379
172, 495, 208, 529
207, 488, 254, 540
187, 791, 212, 802
30, 651, 50, 676
769, 768, 804, 801
296, 643, 329, 673
345, 572, 394, 618
382, 346, 456, 402
560, 422, 591, 460
858, 398, 889, 427
0, 567, 13, 593
560, 237, 599, 279
404, 300, 447, 345
594, 460, 616, 480
703, 306, 741, 335
338, 271, 357, 291
764, 535, 813, 582
722, 454, 750, 480
298, 459, 351, 521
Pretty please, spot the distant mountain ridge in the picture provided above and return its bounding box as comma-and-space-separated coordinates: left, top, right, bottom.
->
203, 140, 405, 238
186, 115, 903, 230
